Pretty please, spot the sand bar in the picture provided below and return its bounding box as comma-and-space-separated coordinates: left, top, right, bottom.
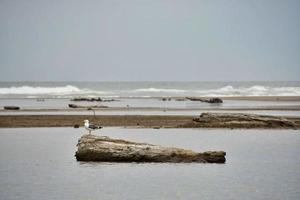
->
1, 114, 300, 129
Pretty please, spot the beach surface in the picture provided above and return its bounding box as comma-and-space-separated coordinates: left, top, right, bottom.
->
1, 96, 300, 128
1, 114, 300, 129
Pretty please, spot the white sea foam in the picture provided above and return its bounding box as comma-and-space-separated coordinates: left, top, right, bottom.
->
131, 85, 300, 96
0, 84, 300, 97
196, 85, 300, 96
0, 85, 107, 97
0, 85, 80, 95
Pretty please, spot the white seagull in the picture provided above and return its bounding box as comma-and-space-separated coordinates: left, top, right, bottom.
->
83, 119, 102, 134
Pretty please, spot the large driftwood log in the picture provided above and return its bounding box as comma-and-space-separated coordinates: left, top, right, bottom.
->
180, 112, 299, 129
75, 135, 226, 163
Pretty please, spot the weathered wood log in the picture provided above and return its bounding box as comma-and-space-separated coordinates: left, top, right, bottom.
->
75, 135, 226, 163
4, 106, 20, 110
71, 97, 103, 102
71, 97, 116, 102
68, 104, 108, 109
175, 98, 186, 101
186, 97, 223, 103
180, 112, 299, 129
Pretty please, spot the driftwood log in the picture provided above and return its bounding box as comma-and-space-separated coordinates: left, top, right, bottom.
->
186, 97, 223, 103
180, 112, 299, 129
4, 106, 20, 110
71, 97, 103, 102
68, 104, 108, 109
75, 135, 226, 163
71, 97, 115, 102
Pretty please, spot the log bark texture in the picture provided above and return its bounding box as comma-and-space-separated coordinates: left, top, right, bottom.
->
75, 135, 226, 163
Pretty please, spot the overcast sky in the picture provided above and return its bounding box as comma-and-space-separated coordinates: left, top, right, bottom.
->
0, 0, 299, 81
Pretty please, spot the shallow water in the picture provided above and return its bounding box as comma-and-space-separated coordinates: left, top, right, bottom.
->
1, 98, 300, 109
2, 109, 300, 117
0, 128, 299, 200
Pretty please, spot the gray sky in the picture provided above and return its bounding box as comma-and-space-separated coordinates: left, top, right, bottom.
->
0, 0, 299, 81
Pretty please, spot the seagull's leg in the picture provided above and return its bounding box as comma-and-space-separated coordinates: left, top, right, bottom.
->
89, 130, 91, 134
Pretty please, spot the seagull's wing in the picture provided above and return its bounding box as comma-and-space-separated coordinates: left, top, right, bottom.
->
89, 124, 102, 129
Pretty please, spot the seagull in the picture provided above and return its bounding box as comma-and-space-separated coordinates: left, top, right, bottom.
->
83, 119, 102, 134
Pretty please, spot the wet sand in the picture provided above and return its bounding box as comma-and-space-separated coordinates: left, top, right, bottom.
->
0, 115, 192, 128
1, 114, 300, 129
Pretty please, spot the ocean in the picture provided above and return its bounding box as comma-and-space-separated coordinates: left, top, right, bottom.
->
1, 81, 300, 98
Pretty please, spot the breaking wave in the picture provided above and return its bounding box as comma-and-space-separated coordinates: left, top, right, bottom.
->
195, 85, 300, 96
0, 85, 107, 97
0, 84, 300, 98
130, 85, 300, 96
0, 85, 81, 95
